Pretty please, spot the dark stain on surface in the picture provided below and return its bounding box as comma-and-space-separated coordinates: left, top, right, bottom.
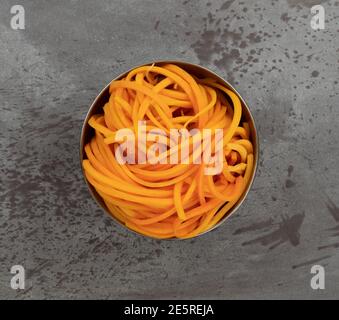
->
246, 32, 261, 44
155, 249, 163, 258
285, 179, 296, 188
286, 0, 327, 7
219, 0, 235, 11
288, 165, 294, 177
206, 12, 215, 24
311, 70, 319, 77
292, 255, 331, 269
242, 213, 305, 250
214, 49, 240, 72
191, 30, 218, 64
239, 40, 247, 48
15, 286, 33, 299
316, 197, 339, 251
280, 13, 291, 23
222, 29, 244, 44
326, 225, 339, 237
233, 218, 274, 235
154, 20, 160, 30
326, 197, 339, 222
318, 242, 339, 250
26, 259, 54, 278
328, 224, 339, 232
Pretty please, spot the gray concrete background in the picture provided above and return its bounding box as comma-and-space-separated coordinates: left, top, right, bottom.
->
0, 0, 338, 299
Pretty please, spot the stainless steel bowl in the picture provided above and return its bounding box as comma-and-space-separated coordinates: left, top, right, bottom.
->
80, 60, 258, 239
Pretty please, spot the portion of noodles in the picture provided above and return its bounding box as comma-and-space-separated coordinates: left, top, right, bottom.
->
83, 63, 254, 239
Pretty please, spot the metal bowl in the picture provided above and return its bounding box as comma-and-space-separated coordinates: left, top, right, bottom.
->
79, 60, 258, 240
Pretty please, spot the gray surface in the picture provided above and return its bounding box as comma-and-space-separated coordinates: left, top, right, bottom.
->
0, 0, 338, 299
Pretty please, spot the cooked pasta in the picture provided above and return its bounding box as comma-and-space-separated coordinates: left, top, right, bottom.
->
82, 63, 254, 239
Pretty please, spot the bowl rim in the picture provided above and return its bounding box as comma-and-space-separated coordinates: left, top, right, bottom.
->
79, 60, 259, 240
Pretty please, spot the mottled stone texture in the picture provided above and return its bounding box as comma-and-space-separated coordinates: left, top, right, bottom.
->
0, 0, 338, 299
